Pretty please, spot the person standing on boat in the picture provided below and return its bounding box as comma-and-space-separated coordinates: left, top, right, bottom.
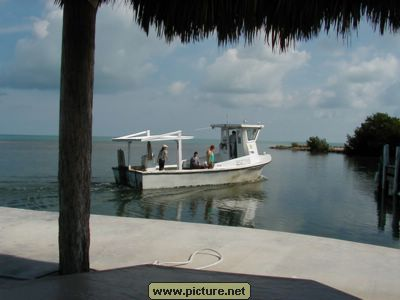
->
158, 145, 168, 171
229, 130, 237, 159
206, 145, 215, 169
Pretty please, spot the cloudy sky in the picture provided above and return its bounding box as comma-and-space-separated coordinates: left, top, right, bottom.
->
0, 0, 399, 143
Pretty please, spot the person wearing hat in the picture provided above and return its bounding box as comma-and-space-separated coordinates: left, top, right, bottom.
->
158, 144, 168, 171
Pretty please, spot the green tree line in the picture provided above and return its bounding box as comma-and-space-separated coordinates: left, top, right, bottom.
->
305, 113, 399, 155
344, 113, 400, 156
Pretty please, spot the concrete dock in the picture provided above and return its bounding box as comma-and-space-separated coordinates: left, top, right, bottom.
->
0, 206, 399, 299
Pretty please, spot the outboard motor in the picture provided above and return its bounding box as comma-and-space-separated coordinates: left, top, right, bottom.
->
117, 149, 128, 185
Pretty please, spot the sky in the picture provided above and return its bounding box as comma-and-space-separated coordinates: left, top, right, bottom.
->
0, 0, 399, 143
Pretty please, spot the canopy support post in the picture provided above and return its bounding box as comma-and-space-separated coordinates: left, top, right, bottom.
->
128, 141, 131, 168
177, 132, 183, 170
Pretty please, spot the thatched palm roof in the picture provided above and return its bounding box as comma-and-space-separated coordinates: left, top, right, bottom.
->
57, 0, 400, 50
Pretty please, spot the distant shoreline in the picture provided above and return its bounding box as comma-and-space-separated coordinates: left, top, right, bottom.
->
270, 144, 345, 153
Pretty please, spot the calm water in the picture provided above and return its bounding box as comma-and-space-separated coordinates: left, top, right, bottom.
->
0, 135, 399, 249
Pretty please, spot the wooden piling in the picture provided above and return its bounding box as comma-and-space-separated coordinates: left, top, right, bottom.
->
381, 144, 389, 198
392, 147, 400, 237
393, 147, 400, 237
376, 145, 400, 197
393, 147, 400, 197
377, 145, 400, 234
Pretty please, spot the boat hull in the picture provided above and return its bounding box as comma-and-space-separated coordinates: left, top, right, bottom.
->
113, 156, 271, 190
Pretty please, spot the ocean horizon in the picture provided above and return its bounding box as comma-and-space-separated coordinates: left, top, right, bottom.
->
0, 134, 346, 146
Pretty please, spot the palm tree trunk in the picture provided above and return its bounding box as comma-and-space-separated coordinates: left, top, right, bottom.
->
58, 0, 97, 274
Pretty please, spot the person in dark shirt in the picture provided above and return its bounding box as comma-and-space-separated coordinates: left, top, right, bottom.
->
229, 131, 237, 159
157, 145, 168, 170
190, 151, 201, 169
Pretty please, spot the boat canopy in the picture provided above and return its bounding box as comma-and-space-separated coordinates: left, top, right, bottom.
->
112, 130, 193, 171
112, 130, 193, 142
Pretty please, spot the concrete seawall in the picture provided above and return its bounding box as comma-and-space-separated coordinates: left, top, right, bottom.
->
0, 206, 399, 299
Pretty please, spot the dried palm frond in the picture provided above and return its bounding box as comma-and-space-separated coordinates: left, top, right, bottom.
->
55, 0, 400, 51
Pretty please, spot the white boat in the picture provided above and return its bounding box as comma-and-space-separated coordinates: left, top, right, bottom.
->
112, 123, 272, 189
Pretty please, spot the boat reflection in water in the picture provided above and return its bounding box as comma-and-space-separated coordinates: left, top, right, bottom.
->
110, 180, 268, 228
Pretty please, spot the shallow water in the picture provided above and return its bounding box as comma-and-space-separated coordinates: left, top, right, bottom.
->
0, 135, 398, 248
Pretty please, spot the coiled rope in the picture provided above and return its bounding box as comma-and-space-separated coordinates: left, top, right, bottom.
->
153, 248, 223, 270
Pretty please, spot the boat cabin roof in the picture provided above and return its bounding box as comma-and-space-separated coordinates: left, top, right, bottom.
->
211, 123, 264, 130
112, 124, 264, 143
112, 130, 193, 143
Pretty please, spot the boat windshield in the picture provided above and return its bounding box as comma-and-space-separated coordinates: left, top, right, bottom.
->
247, 128, 259, 141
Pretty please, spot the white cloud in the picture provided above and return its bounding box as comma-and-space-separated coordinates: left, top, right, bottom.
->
196, 57, 207, 70
308, 89, 336, 108
168, 81, 188, 95
201, 43, 310, 108
93, 5, 177, 92
0, 3, 62, 89
32, 19, 49, 39
309, 53, 400, 111
0, 2, 174, 92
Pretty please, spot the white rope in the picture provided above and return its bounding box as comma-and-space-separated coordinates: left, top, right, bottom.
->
153, 248, 223, 270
